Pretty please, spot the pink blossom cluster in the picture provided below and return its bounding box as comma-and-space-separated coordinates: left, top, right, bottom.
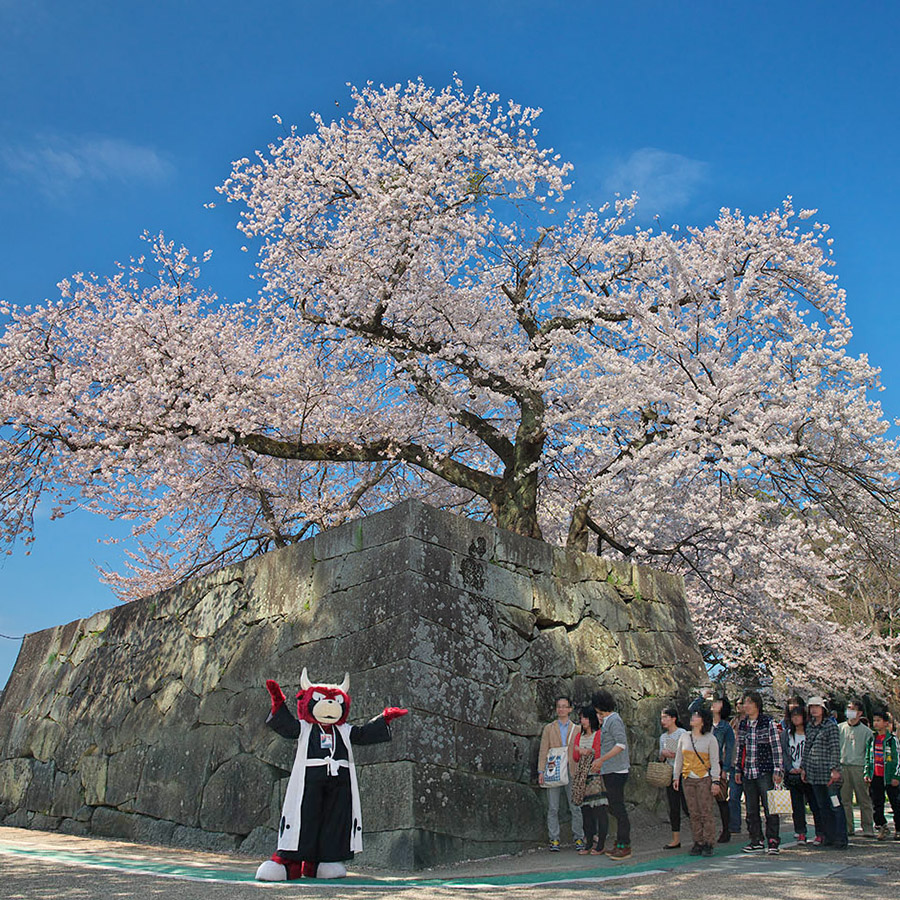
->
1, 80, 897, 692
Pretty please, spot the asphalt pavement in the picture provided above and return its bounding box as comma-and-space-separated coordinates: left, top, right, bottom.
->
1, 820, 898, 900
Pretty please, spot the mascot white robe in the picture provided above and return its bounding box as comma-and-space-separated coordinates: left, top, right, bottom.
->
268, 707, 391, 859
255, 670, 406, 881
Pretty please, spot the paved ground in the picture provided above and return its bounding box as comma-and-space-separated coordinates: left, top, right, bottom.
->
1, 821, 898, 900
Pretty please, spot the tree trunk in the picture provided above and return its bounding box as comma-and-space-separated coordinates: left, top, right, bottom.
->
566, 503, 591, 551
491, 471, 542, 540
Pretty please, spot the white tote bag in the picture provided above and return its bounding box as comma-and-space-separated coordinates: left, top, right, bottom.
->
543, 747, 570, 787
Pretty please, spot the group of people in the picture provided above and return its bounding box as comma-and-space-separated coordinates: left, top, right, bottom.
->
663, 691, 900, 855
539, 687, 899, 861
537, 691, 633, 859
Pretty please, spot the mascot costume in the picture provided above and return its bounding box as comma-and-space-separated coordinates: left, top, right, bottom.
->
255, 668, 408, 881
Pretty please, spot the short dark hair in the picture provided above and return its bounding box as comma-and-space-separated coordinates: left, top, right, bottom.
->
693, 706, 713, 734
742, 690, 763, 714
871, 707, 889, 723
714, 694, 732, 720
556, 696, 573, 707
592, 689, 616, 713
579, 705, 601, 732
848, 698, 865, 712
661, 706, 682, 728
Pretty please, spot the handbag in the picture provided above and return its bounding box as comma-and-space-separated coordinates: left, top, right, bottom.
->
542, 746, 569, 787
766, 785, 793, 815
584, 773, 604, 798
571, 748, 595, 805
646, 760, 673, 787
717, 774, 730, 803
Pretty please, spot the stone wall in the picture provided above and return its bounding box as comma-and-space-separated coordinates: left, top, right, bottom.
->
0, 500, 705, 868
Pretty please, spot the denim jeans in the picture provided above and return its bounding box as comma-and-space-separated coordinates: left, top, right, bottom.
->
743, 772, 780, 844
546, 782, 583, 841
727, 772, 743, 832
809, 782, 848, 847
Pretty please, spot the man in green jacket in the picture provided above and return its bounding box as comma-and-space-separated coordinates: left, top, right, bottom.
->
864, 709, 900, 841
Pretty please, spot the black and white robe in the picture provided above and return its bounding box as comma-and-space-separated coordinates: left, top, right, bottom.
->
268, 706, 392, 862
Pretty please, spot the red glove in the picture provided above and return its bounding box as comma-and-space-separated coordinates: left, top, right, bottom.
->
266, 679, 286, 716
382, 707, 408, 723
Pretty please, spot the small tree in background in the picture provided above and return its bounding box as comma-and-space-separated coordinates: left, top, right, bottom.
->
2, 79, 898, 691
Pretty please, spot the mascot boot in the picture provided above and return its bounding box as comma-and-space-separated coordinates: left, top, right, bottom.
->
255, 854, 305, 881
316, 862, 347, 879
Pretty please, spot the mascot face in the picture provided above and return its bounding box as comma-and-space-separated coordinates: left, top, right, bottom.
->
295, 668, 351, 726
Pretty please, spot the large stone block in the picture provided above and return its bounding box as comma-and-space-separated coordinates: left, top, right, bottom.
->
489, 672, 542, 737
569, 618, 620, 675
0, 758, 32, 811
199, 754, 275, 834
518, 626, 577, 678
0, 499, 704, 869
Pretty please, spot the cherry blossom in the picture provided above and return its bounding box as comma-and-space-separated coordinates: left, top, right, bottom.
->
2, 79, 897, 692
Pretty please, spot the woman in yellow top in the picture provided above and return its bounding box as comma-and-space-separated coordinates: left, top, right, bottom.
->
673, 707, 722, 857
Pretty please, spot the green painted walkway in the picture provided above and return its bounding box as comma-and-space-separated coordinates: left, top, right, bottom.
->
0, 832, 859, 889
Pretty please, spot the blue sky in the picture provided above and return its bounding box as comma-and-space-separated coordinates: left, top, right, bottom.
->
1, 0, 898, 685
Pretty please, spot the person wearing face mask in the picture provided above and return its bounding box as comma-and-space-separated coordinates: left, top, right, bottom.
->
839, 699, 875, 838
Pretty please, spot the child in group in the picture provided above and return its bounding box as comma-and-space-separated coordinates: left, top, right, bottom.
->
864, 709, 900, 841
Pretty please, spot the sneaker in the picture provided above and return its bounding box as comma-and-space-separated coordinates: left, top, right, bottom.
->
689, 842, 703, 856
606, 844, 632, 860
549, 839, 561, 852
702, 844, 714, 857
766, 840, 780, 855
812, 835, 825, 847
574, 838, 585, 850
717, 830, 731, 843
794, 832, 807, 844
876, 825, 888, 841
742, 842, 765, 853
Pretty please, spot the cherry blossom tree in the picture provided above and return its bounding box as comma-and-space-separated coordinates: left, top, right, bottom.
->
2, 79, 898, 692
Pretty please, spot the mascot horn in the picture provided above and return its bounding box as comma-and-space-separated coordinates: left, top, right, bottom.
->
255, 668, 408, 881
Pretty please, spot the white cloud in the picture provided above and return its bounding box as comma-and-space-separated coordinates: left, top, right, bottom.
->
1, 134, 175, 199
602, 148, 708, 216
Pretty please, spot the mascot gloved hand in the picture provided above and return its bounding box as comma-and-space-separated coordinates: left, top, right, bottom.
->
255, 668, 408, 881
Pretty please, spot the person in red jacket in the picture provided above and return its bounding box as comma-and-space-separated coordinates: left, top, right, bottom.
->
572, 706, 606, 854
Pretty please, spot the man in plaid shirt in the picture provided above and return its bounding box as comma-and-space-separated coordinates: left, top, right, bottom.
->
735, 690, 784, 853
801, 696, 847, 849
